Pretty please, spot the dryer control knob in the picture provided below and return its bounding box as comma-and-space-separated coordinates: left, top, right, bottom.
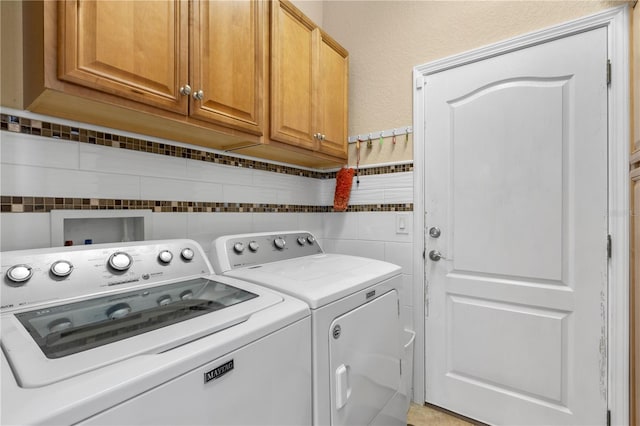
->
181, 248, 195, 261
297, 237, 307, 245
6, 264, 33, 284
233, 242, 245, 254
274, 237, 286, 250
307, 235, 316, 244
158, 250, 173, 264
108, 252, 133, 271
50, 260, 73, 278
248, 241, 259, 252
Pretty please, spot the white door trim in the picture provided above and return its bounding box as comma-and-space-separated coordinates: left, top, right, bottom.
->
412, 5, 630, 425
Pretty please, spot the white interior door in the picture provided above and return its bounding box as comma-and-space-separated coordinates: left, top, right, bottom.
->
423, 28, 608, 425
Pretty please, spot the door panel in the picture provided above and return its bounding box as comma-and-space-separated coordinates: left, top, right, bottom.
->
424, 28, 608, 425
316, 32, 348, 158
329, 290, 401, 426
190, 0, 268, 135
270, 1, 316, 148
59, 0, 188, 114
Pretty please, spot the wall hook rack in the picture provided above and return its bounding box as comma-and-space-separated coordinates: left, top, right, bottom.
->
348, 126, 412, 144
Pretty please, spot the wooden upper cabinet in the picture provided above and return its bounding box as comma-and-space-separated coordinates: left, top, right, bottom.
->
316, 30, 348, 158
270, 1, 316, 149
58, 0, 189, 114
57, 0, 267, 136
270, 0, 348, 158
190, 0, 268, 136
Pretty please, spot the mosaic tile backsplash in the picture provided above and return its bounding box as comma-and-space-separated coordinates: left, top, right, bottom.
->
1, 113, 413, 213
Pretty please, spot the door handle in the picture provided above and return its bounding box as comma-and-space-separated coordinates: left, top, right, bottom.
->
428, 250, 447, 261
335, 364, 351, 409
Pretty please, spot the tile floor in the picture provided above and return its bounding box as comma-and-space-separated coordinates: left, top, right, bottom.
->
407, 403, 479, 426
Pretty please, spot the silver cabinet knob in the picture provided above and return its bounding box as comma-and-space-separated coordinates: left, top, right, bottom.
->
428, 250, 445, 261
179, 84, 192, 96
193, 90, 204, 100
429, 227, 441, 238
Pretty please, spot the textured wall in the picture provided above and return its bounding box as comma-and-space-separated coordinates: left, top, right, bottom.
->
322, 0, 632, 165
0, 1, 23, 109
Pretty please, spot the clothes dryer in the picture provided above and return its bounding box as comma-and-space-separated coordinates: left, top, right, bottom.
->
211, 231, 408, 426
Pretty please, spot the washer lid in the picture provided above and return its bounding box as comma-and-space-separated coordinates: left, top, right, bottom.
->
1, 275, 285, 388
224, 254, 402, 309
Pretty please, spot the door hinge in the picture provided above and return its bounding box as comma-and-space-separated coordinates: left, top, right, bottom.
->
607, 234, 612, 259
606, 59, 611, 85
606, 409, 611, 426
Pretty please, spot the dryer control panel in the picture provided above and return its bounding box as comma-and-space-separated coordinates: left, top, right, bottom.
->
212, 231, 323, 272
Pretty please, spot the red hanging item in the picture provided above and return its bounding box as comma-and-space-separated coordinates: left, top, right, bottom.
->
333, 167, 355, 212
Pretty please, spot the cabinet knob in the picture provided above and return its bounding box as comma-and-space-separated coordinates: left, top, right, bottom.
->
179, 84, 191, 96
193, 90, 204, 101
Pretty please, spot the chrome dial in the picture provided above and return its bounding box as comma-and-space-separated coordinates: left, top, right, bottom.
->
233, 242, 245, 254
6, 264, 33, 284
158, 250, 173, 264
248, 241, 259, 252
50, 260, 73, 278
108, 252, 133, 271
181, 248, 195, 261
274, 237, 286, 250
297, 237, 307, 245
307, 235, 316, 244
180, 290, 194, 300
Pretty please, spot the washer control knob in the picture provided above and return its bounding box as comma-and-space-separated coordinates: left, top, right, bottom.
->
233, 242, 245, 254
108, 252, 133, 271
181, 248, 195, 261
157, 295, 172, 306
248, 241, 259, 252
158, 250, 173, 264
297, 237, 307, 245
6, 265, 33, 284
106, 303, 131, 320
307, 235, 316, 244
274, 237, 286, 250
50, 260, 73, 278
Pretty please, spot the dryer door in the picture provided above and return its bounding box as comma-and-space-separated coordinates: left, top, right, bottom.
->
329, 290, 401, 426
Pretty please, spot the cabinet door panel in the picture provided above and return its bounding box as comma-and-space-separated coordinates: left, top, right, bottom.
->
270, 1, 316, 149
317, 32, 348, 158
59, 0, 188, 114
191, 0, 267, 136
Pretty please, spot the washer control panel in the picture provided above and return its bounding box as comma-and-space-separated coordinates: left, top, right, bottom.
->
212, 231, 323, 272
1, 239, 211, 313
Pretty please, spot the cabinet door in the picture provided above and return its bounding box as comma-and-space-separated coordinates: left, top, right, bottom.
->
316, 31, 348, 158
270, 0, 317, 149
190, 0, 268, 136
58, 0, 188, 114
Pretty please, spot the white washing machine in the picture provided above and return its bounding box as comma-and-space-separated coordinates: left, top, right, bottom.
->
1, 239, 312, 425
211, 231, 408, 426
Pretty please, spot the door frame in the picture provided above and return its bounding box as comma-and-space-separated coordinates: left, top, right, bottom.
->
412, 5, 630, 425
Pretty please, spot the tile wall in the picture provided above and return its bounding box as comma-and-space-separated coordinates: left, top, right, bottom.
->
0, 109, 415, 333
